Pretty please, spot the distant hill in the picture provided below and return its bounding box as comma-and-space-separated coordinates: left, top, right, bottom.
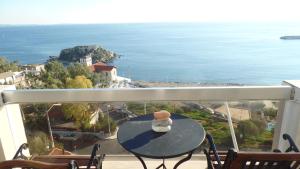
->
280, 36, 300, 40
58, 45, 117, 63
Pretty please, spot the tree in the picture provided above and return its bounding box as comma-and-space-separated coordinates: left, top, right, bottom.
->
22, 104, 50, 132
39, 61, 69, 88
62, 75, 93, 129
249, 102, 266, 113
27, 132, 50, 155
0, 57, 20, 73
91, 72, 108, 87
237, 120, 266, 142
67, 63, 91, 79
263, 108, 277, 119
66, 75, 92, 88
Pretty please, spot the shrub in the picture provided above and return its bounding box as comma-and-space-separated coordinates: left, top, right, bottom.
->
28, 132, 50, 155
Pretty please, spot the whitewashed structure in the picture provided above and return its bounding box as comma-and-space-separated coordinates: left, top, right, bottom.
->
0, 71, 25, 85
79, 54, 92, 66
91, 62, 118, 81
22, 64, 45, 75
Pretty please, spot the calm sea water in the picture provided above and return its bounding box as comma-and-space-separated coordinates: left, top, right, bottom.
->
0, 23, 300, 85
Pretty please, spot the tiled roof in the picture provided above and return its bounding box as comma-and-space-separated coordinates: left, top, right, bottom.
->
48, 148, 73, 155
90, 62, 115, 72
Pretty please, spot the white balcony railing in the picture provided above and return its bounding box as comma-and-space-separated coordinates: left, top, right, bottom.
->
1, 85, 292, 104
1, 80, 300, 161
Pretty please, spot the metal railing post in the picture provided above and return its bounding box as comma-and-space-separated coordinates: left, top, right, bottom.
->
225, 102, 239, 151
144, 102, 147, 115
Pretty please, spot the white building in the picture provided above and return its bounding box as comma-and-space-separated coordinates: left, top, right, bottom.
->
91, 62, 118, 81
22, 64, 45, 75
79, 54, 92, 66
0, 71, 25, 85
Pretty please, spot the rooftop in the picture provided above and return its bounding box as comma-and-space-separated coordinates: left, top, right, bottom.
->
90, 62, 115, 72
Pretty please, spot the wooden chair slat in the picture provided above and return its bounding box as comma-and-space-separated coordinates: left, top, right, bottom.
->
291, 161, 300, 169
247, 160, 257, 169
33, 155, 92, 166
0, 159, 70, 169
255, 161, 266, 169
205, 133, 300, 169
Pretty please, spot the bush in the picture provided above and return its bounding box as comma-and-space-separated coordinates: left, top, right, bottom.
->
263, 108, 277, 119
238, 120, 260, 139
249, 102, 265, 113
98, 115, 117, 133
28, 132, 50, 155
252, 120, 266, 133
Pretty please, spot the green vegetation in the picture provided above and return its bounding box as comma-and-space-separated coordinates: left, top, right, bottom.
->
127, 102, 274, 150
26, 61, 108, 89
127, 102, 232, 147
237, 120, 264, 138
21, 104, 50, 132
127, 102, 174, 115
40, 61, 69, 88
0, 57, 20, 73
58, 45, 117, 63
181, 109, 232, 147
263, 107, 277, 119
27, 131, 50, 155
66, 75, 93, 88
249, 102, 266, 113
62, 75, 97, 130
93, 115, 117, 133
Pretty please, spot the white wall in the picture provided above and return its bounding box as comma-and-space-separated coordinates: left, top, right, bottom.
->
110, 68, 117, 81
0, 85, 28, 161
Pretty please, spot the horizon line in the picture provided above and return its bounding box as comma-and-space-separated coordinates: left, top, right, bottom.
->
0, 20, 299, 26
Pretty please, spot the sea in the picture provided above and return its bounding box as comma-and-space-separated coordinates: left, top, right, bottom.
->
0, 22, 300, 85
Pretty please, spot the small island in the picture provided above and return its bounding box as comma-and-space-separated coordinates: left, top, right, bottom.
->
280, 36, 300, 40
58, 45, 118, 63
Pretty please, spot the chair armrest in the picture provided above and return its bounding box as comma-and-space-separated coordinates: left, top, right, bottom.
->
283, 133, 299, 152
13, 143, 29, 160
87, 144, 105, 169
204, 149, 215, 169
205, 134, 222, 169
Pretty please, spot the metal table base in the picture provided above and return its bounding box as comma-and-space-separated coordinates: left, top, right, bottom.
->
135, 151, 194, 169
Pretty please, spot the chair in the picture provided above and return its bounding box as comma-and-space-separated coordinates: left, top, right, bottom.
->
0, 159, 78, 169
32, 144, 105, 169
204, 133, 300, 169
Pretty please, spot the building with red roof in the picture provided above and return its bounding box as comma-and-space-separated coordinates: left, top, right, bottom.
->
90, 62, 118, 81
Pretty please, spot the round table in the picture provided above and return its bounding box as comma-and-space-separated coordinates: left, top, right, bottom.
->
117, 113, 205, 169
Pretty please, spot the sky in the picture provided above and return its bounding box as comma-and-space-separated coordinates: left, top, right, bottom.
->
1, 0, 300, 24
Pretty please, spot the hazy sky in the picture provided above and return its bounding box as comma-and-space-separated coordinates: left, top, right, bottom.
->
1, 0, 300, 24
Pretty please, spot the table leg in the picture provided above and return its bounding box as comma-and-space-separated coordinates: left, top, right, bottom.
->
156, 158, 167, 169
173, 151, 194, 169
135, 155, 147, 169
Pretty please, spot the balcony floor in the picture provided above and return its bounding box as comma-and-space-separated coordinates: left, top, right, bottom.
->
103, 155, 207, 169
